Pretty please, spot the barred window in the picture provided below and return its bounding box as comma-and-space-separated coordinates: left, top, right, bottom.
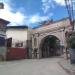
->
15, 42, 23, 47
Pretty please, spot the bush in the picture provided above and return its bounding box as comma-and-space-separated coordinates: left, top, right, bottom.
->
66, 32, 75, 49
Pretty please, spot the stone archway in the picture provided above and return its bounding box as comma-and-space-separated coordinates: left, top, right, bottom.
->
31, 18, 71, 59
39, 35, 61, 58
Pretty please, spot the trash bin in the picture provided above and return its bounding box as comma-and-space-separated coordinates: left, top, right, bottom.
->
69, 49, 75, 64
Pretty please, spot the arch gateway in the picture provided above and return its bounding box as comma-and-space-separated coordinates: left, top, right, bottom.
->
30, 18, 72, 59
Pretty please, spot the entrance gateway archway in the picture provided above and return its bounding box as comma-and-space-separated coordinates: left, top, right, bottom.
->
40, 35, 60, 58
31, 18, 72, 59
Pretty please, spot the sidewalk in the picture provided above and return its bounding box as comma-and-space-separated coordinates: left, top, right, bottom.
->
58, 58, 75, 75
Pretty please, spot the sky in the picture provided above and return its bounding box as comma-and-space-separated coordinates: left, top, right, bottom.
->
0, 0, 68, 28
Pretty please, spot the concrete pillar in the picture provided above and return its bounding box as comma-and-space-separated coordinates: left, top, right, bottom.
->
37, 48, 42, 59
36, 33, 42, 59
31, 34, 35, 59
0, 47, 6, 61
32, 50, 34, 59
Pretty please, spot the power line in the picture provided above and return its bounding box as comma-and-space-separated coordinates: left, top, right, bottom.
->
65, 0, 75, 30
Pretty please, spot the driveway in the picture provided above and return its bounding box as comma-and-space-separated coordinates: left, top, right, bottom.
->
0, 57, 69, 75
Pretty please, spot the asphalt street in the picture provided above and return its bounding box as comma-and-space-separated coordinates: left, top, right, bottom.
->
0, 58, 69, 75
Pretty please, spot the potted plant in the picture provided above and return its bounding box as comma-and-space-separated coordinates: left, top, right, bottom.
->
67, 32, 75, 64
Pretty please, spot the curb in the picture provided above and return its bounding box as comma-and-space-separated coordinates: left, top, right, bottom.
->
58, 61, 75, 75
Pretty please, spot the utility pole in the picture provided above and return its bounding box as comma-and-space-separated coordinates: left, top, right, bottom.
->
65, 0, 75, 30
0, 3, 4, 9
65, 0, 75, 59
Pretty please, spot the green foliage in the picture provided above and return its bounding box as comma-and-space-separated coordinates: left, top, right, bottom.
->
66, 32, 75, 49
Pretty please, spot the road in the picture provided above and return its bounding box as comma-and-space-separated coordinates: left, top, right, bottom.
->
0, 57, 69, 75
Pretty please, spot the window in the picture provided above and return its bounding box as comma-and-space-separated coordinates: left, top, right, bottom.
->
15, 42, 23, 47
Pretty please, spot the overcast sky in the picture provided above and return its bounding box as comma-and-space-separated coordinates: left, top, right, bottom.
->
0, 0, 68, 28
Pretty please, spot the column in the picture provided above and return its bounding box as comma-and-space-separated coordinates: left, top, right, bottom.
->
37, 33, 41, 59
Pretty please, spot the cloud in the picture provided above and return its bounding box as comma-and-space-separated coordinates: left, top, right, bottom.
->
53, 0, 65, 6
0, 0, 10, 3
0, 0, 53, 27
54, 0, 75, 11
0, 4, 26, 24
42, 0, 55, 13
0, 0, 26, 25
28, 14, 53, 24
42, 0, 66, 14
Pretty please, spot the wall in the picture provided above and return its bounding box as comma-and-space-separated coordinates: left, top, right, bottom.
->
0, 26, 6, 61
0, 47, 6, 60
6, 48, 27, 60
32, 18, 70, 33
32, 18, 70, 49
6, 28, 28, 48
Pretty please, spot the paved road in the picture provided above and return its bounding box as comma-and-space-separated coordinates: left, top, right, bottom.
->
0, 58, 69, 75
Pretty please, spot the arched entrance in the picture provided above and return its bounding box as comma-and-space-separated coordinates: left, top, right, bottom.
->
40, 35, 61, 58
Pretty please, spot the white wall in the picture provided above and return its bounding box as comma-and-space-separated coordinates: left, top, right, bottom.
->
6, 28, 28, 48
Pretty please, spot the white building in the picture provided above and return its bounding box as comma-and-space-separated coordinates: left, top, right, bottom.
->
6, 26, 29, 48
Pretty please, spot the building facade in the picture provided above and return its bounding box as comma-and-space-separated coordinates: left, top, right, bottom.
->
31, 18, 72, 59
0, 18, 9, 60
6, 26, 28, 48
6, 26, 33, 59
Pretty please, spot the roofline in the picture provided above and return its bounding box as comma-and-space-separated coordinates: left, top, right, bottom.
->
33, 17, 69, 29
0, 18, 10, 25
7, 26, 28, 29
53, 17, 69, 23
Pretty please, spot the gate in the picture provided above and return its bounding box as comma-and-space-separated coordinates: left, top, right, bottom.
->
6, 48, 27, 60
